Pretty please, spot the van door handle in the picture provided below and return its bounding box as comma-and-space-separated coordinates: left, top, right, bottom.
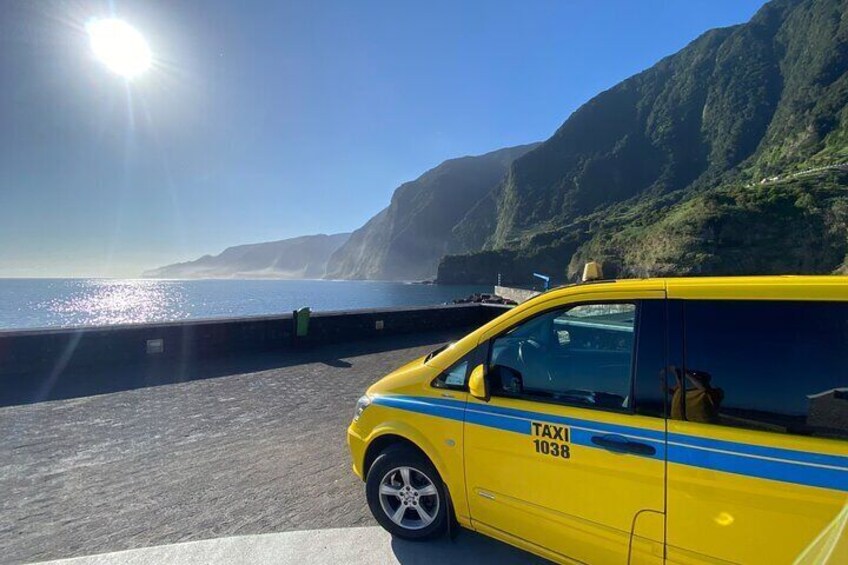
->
591, 434, 656, 456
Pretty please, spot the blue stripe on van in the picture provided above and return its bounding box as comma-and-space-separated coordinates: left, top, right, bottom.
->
668, 432, 848, 470
373, 395, 466, 422
667, 444, 847, 492
463, 400, 666, 443
374, 394, 665, 442
371, 395, 848, 492
464, 405, 532, 435
373, 395, 666, 458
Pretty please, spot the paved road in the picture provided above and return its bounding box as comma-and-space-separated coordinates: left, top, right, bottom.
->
0, 330, 548, 564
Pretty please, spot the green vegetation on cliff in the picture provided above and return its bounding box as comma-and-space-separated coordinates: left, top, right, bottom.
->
438, 0, 848, 284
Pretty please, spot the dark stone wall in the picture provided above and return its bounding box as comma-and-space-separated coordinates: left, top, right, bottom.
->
0, 304, 510, 377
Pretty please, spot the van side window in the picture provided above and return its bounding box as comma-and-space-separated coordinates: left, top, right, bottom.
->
432, 345, 486, 390
433, 359, 470, 389
489, 302, 636, 410
681, 300, 848, 441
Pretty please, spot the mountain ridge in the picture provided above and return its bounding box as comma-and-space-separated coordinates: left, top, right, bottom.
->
324, 143, 539, 281
143, 233, 350, 279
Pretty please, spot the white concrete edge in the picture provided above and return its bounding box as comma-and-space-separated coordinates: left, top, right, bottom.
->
34, 525, 546, 565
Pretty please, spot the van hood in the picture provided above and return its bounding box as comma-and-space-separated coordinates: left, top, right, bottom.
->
366, 353, 430, 395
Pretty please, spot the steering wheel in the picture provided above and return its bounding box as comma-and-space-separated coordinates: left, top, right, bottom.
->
518, 338, 553, 383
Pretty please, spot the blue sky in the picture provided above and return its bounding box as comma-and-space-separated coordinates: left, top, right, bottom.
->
0, 0, 766, 277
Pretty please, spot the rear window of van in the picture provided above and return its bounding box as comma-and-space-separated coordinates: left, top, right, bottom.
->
683, 300, 848, 441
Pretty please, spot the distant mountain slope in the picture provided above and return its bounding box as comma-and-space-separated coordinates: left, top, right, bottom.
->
143, 233, 350, 279
438, 0, 848, 284
325, 143, 539, 281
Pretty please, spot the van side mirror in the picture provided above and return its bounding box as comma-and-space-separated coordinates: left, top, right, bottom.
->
468, 364, 489, 401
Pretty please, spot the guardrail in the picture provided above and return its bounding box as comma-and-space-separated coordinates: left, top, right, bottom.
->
0, 303, 511, 377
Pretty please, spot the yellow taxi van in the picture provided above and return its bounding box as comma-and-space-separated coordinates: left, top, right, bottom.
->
347, 273, 848, 564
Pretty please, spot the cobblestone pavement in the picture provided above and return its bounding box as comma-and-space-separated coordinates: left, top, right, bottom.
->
0, 331, 467, 564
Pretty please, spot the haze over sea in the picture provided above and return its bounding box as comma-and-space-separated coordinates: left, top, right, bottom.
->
0, 279, 489, 330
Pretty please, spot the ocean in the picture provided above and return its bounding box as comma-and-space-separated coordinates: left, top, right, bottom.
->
0, 278, 491, 330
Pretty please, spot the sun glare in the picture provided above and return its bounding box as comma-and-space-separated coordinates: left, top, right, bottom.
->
86, 18, 152, 79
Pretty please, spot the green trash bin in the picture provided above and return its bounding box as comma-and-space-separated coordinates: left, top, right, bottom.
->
294, 307, 311, 337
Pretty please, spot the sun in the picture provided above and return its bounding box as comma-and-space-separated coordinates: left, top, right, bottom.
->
86, 18, 152, 79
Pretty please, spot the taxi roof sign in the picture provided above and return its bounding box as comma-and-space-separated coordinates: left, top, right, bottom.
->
582, 261, 603, 283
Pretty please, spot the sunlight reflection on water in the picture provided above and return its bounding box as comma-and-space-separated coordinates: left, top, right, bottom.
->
37, 279, 189, 327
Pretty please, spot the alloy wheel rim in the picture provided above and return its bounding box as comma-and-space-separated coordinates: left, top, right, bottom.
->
378, 466, 440, 530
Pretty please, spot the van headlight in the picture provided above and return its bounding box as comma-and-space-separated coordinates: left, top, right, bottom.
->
353, 395, 372, 422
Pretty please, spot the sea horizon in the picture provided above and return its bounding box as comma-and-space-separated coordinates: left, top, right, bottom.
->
0, 278, 491, 331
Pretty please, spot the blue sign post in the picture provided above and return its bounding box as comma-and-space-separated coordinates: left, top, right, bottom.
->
533, 273, 551, 291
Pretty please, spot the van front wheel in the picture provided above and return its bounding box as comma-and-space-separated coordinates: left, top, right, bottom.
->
365, 445, 448, 540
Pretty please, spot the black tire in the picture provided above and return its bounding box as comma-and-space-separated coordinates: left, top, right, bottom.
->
365, 444, 449, 540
